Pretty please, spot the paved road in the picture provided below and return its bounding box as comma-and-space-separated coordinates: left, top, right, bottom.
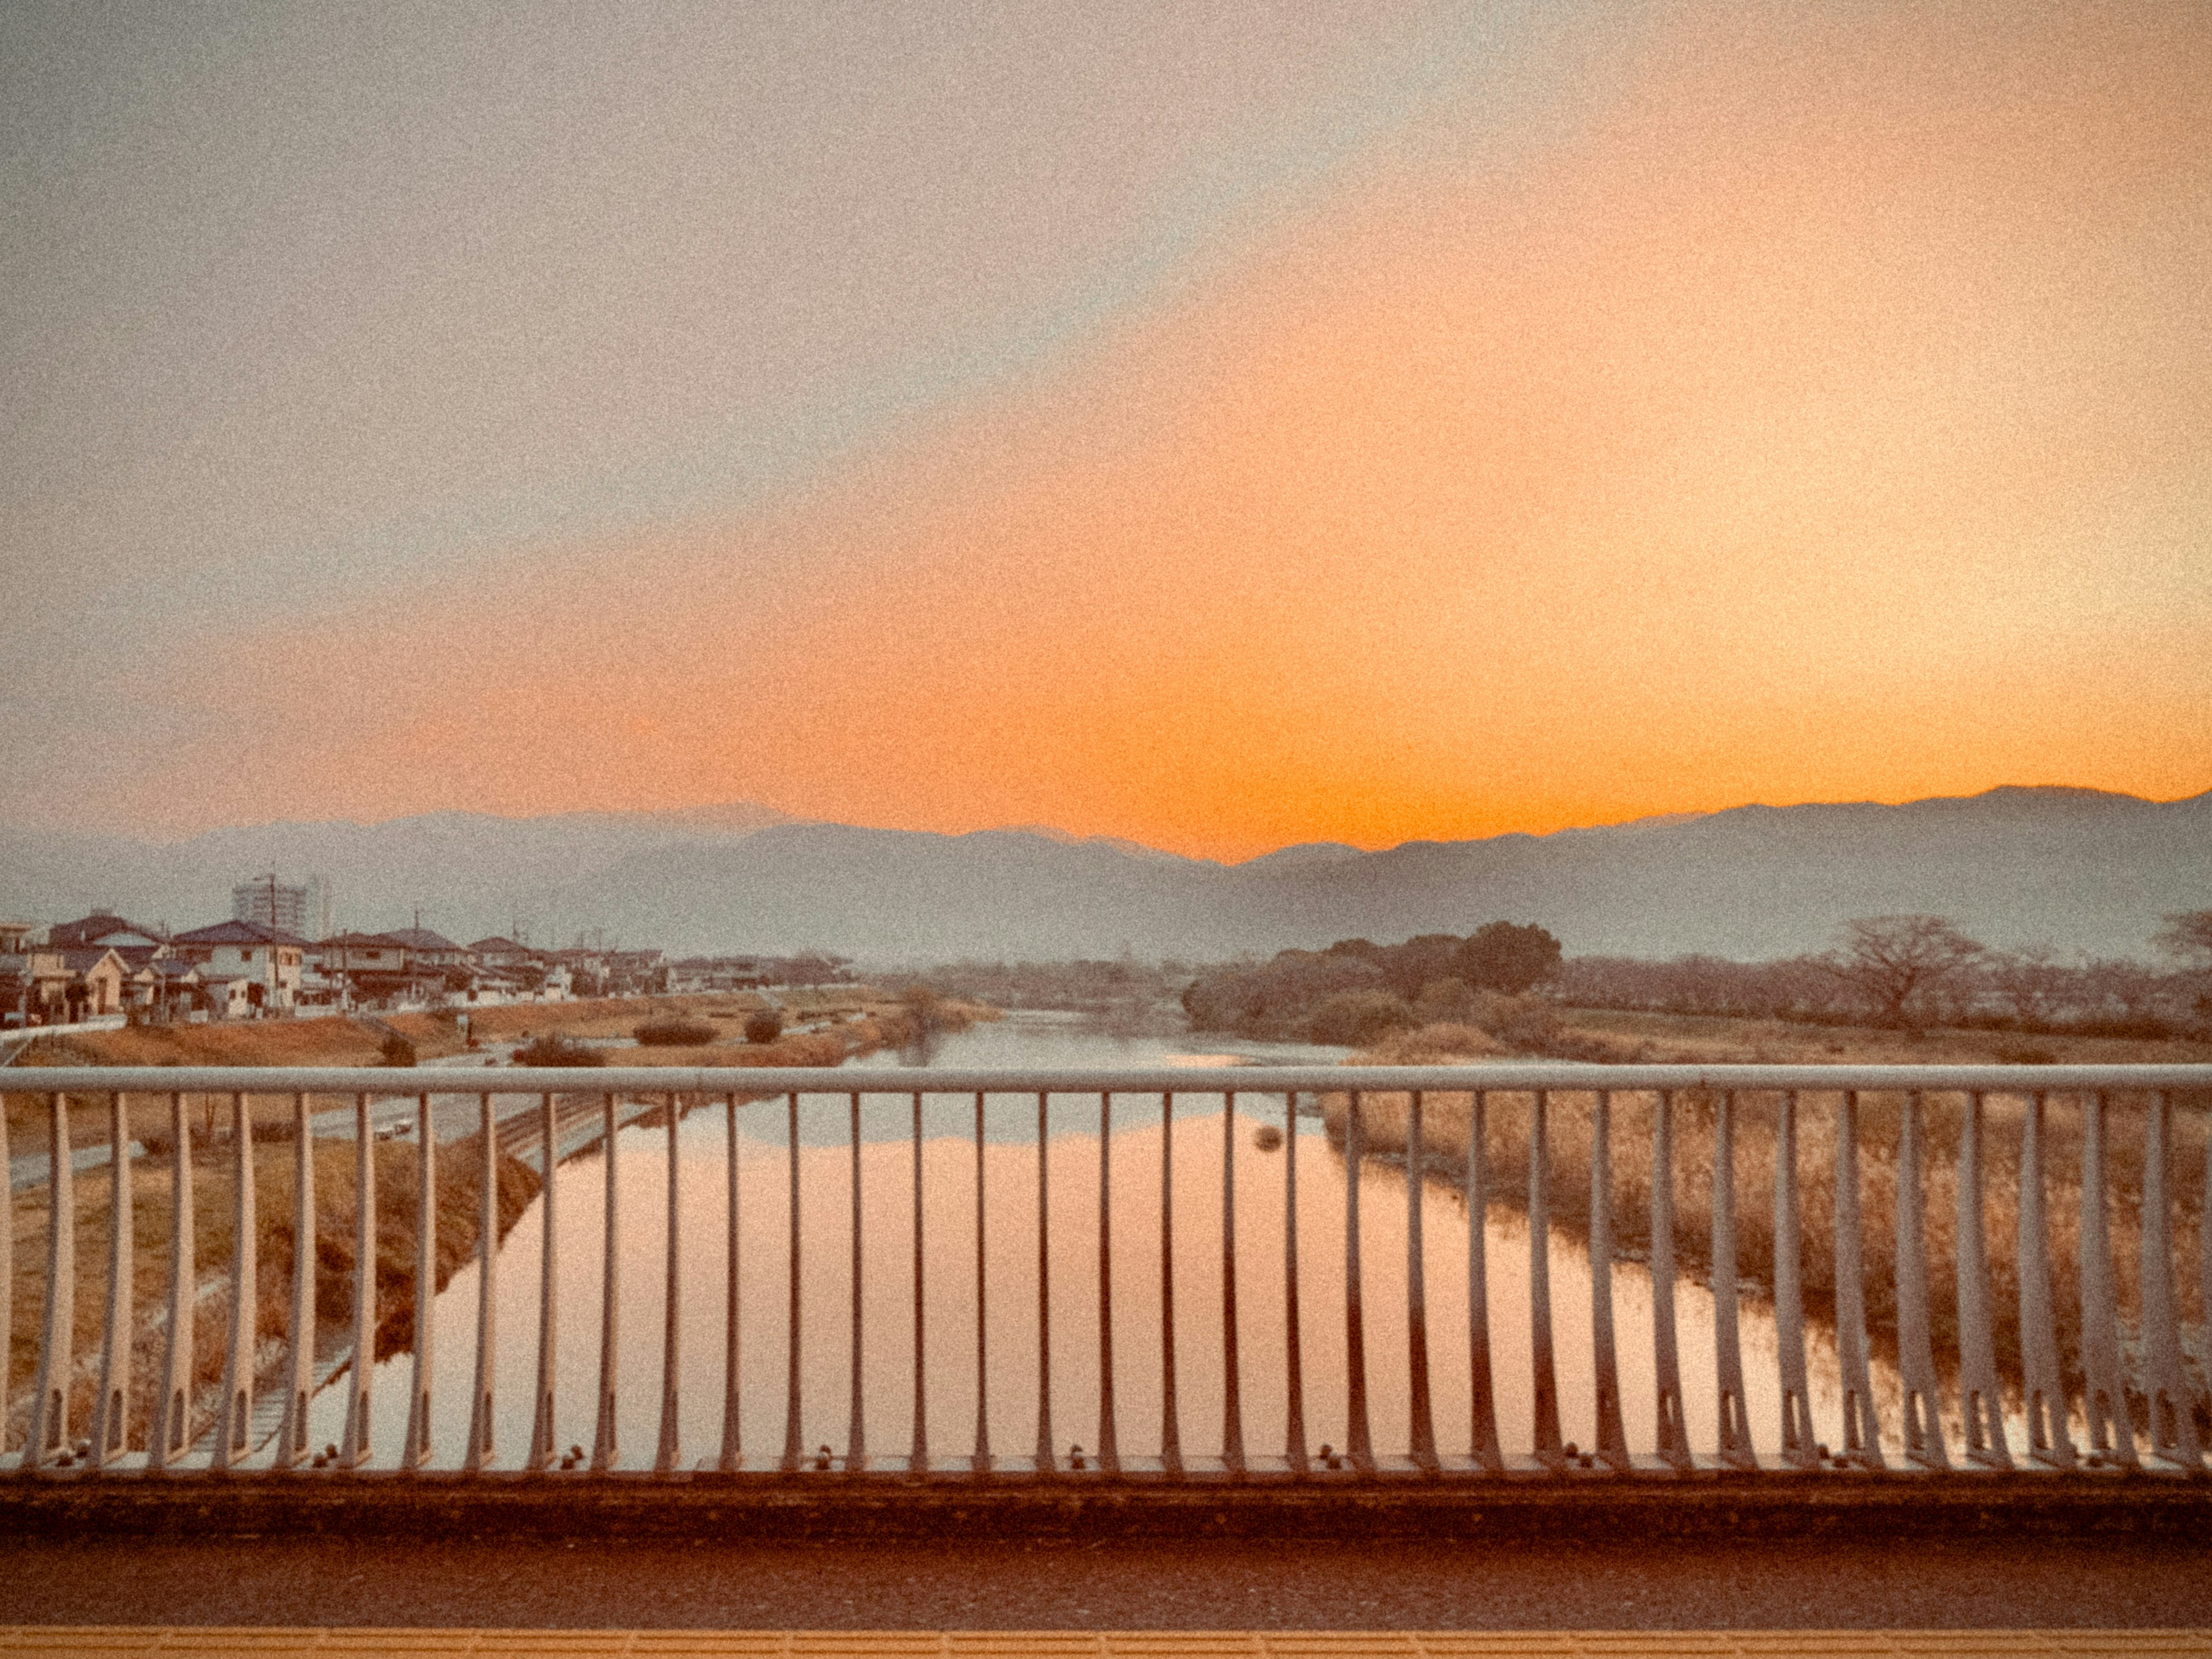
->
5, 1535, 2209, 1630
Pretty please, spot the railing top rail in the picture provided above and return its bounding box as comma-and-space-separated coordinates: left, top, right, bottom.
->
5, 1061, 2211, 1095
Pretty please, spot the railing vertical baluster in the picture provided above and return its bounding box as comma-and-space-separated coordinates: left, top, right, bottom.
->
650, 1097, 677, 1478
402, 1092, 436, 1470
846, 1092, 866, 1472
1528, 1091, 1561, 1470
26, 1093, 77, 1468
466, 1093, 498, 1474
1467, 1090, 1502, 1473
972, 1091, 991, 1475
1893, 1091, 1949, 1468
1772, 1091, 1815, 1468
214, 1094, 256, 1471
1649, 1090, 1688, 1471
1283, 1089, 1308, 1476
1710, 1091, 1752, 1468
1953, 1092, 2009, 1467
1832, 1091, 1881, 1468
530, 1092, 558, 1471
1036, 1091, 1055, 1474
93, 1091, 134, 1467
1160, 1090, 1181, 1476
0, 1096, 9, 1461
594, 1092, 621, 1473
1222, 1090, 1244, 1477
780, 1092, 801, 1474
2017, 1092, 2075, 1468
342, 1094, 375, 1468
657, 1093, 683, 1474
2138, 1092, 2203, 1469
151, 1093, 195, 1470
1097, 1092, 1118, 1474
276, 1093, 315, 1469
1405, 1090, 1437, 1472
1343, 1090, 1373, 1473
910, 1091, 927, 1475
2077, 1091, 2135, 1468
1587, 1091, 1628, 1471
720, 1094, 741, 1472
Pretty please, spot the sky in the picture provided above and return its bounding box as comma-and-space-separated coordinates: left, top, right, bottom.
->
5, 1, 2208, 860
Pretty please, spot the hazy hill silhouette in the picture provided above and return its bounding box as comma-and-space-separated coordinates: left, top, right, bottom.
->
1, 787, 2202, 962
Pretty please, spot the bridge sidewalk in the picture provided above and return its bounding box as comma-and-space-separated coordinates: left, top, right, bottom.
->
1, 1631, 2208, 1656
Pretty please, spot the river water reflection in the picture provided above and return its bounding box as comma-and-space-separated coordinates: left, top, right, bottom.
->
312, 1013, 1873, 1468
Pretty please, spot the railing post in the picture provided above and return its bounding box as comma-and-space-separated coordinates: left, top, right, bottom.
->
1953, 1092, 2010, 1467
26, 1093, 77, 1468
1405, 1090, 1437, 1472
1158, 1091, 1180, 1476
971, 1092, 991, 1475
910, 1091, 928, 1475
1036, 1091, 1055, 1475
594, 1092, 621, 1473
1096, 1092, 1118, 1474
779, 1092, 801, 1474
0, 1094, 10, 1462
1588, 1090, 1628, 1471
1772, 1091, 1816, 1468
720, 1093, 742, 1473
657, 1093, 684, 1474
467, 1092, 499, 1474
93, 1091, 134, 1467
845, 1092, 865, 1472
276, 1093, 315, 1469
341, 1094, 376, 1468
1222, 1090, 1245, 1476
1710, 1090, 1753, 1468
402, 1092, 436, 1471
1528, 1090, 1561, 1470
1283, 1089, 1308, 1476
2017, 1092, 2076, 1468
1832, 1090, 1882, 1468
1893, 1091, 1949, 1468
1467, 1090, 1502, 1473
2077, 1091, 2136, 1468
530, 1092, 559, 1471
1649, 1090, 1689, 1471
2139, 1092, 2203, 1469
151, 1093, 195, 1471
1343, 1090, 1373, 1473
214, 1094, 256, 1472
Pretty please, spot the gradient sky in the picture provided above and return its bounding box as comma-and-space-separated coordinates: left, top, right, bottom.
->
5, 1, 2207, 858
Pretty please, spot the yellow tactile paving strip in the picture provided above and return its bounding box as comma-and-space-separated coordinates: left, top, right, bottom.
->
1, 1635, 2207, 1658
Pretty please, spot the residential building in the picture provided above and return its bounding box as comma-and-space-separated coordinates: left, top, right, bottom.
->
171, 919, 308, 1013
232, 876, 331, 939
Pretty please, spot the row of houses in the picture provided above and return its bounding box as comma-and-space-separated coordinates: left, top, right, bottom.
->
0, 910, 667, 1028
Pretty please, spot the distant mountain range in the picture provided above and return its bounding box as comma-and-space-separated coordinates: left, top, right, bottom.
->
1, 786, 2203, 963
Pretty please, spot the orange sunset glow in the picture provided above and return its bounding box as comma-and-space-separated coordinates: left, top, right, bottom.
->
14, 2, 2209, 856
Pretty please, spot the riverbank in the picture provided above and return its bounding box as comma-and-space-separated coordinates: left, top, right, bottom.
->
1324, 1017, 2211, 1437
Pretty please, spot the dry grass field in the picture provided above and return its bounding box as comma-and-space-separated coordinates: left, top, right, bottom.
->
1332, 1008, 2212, 1433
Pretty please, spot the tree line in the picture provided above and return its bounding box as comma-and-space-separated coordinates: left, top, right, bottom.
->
1181, 911, 2212, 1044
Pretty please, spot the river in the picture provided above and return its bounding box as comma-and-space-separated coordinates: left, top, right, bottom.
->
307, 1012, 1876, 1468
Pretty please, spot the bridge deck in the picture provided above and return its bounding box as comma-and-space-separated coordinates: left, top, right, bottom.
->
3, 1632, 2209, 1657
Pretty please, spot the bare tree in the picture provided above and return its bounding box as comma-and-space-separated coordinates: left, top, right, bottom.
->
1823, 915, 1985, 1029
1986, 944, 2071, 1027
2153, 909, 2212, 967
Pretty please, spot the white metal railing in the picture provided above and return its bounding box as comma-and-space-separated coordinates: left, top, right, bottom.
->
2, 1063, 2207, 1480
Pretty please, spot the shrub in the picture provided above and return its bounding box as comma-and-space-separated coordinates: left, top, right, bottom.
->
1308, 989, 1416, 1047
378, 1032, 417, 1067
513, 1035, 603, 1067
634, 1017, 717, 1047
744, 1011, 784, 1044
